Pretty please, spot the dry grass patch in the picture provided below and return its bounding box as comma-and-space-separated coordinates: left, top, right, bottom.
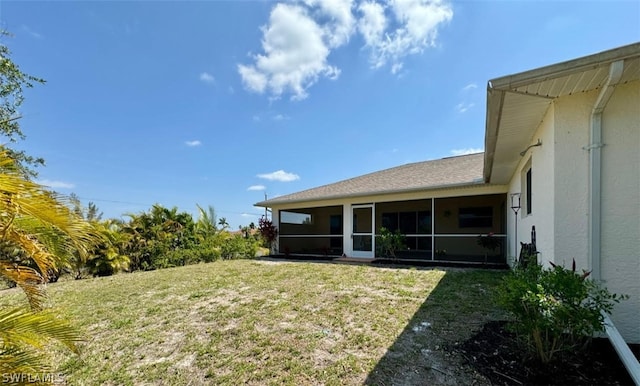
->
0, 259, 505, 385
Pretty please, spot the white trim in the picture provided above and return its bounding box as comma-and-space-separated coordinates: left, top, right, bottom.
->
280, 234, 342, 238
257, 184, 508, 209
603, 314, 640, 385
431, 198, 435, 261
434, 234, 506, 238
351, 204, 375, 258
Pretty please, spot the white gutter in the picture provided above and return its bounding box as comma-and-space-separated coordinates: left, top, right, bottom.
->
588, 59, 623, 281
588, 60, 640, 386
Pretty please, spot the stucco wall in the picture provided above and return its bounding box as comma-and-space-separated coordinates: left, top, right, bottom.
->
600, 80, 640, 343
551, 83, 639, 343
553, 92, 594, 271
507, 104, 555, 266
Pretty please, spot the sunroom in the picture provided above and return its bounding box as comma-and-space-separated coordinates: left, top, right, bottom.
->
256, 153, 509, 265
272, 194, 506, 264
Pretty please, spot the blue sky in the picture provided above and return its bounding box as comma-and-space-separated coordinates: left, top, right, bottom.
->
2, 0, 638, 228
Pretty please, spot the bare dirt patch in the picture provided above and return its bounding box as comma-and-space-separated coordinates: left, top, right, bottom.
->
458, 320, 639, 386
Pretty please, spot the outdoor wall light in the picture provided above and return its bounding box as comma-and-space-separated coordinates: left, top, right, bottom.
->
519, 139, 542, 156
510, 193, 521, 260
510, 193, 521, 213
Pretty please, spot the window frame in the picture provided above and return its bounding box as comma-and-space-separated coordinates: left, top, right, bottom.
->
458, 206, 493, 228
525, 167, 532, 215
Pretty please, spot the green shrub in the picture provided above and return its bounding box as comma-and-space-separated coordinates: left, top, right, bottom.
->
375, 227, 405, 259
497, 260, 627, 363
220, 234, 258, 260
198, 245, 222, 263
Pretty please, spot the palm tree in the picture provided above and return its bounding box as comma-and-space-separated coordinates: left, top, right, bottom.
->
85, 220, 130, 277
195, 204, 218, 238
121, 204, 197, 271
0, 149, 94, 377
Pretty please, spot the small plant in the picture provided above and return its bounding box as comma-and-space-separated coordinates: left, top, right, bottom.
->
376, 227, 405, 259
496, 259, 627, 363
257, 216, 278, 253
477, 232, 500, 263
477, 232, 500, 252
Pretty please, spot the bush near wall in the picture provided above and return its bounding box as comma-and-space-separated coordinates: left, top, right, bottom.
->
496, 260, 627, 363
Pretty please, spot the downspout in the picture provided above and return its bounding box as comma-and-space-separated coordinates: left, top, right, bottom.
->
589, 60, 623, 281
588, 60, 640, 386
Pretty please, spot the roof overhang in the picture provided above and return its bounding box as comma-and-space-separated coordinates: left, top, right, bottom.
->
255, 181, 499, 208
484, 42, 640, 184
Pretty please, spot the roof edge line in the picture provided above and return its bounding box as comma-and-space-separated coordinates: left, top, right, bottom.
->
255, 181, 506, 208
489, 42, 640, 91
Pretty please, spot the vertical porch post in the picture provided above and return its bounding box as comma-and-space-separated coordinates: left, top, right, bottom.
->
431, 198, 435, 261
342, 203, 352, 257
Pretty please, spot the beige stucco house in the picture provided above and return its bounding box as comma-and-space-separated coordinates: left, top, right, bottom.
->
256, 43, 640, 343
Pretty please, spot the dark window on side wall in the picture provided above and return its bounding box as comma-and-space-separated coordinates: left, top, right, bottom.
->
526, 168, 532, 215
459, 207, 493, 228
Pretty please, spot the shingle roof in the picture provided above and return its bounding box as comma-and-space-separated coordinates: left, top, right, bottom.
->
256, 153, 486, 207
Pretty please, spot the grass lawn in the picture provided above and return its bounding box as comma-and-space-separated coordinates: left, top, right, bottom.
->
0, 260, 506, 385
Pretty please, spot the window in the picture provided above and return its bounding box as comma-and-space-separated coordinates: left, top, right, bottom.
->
281, 211, 312, 224
329, 215, 342, 234
525, 168, 532, 215
381, 212, 399, 231
381, 211, 431, 234
399, 212, 417, 234
458, 207, 493, 228
417, 211, 432, 234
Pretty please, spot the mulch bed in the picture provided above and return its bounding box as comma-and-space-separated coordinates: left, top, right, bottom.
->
457, 321, 639, 386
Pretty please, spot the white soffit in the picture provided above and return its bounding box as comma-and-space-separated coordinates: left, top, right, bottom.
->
485, 43, 640, 183
491, 93, 552, 183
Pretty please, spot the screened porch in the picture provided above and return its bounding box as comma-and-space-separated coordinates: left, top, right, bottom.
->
275, 194, 507, 264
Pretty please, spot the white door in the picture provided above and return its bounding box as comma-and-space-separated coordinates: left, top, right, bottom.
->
351, 205, 374, 258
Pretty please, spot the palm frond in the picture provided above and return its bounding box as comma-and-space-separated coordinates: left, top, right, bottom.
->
0, 150, 99, 286
1, 228, 55, 280
0, 307, 81, 353
0, 262, 46, 310
0, 347, 51, 384
0, 307, 81, 384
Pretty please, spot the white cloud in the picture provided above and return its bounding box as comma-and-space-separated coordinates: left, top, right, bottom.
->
238, 3, 341, 101
451, 147, 483, 156
248, 185, 266, 191
456, 102, 474, 113
462, 82, 477, 91
199, 72, 215, 84
257, 170, 300, 182
457, 83, 477, 112
273, 114, 290, 121
37, 179, 75, 189
359, 0, 453, 72
358, 1, 387, 51
185, 140, 202, 147
391, 62, 403, 75
304, 0, 356, 48
239, 0, 452, 99
21, 25, 43, 39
